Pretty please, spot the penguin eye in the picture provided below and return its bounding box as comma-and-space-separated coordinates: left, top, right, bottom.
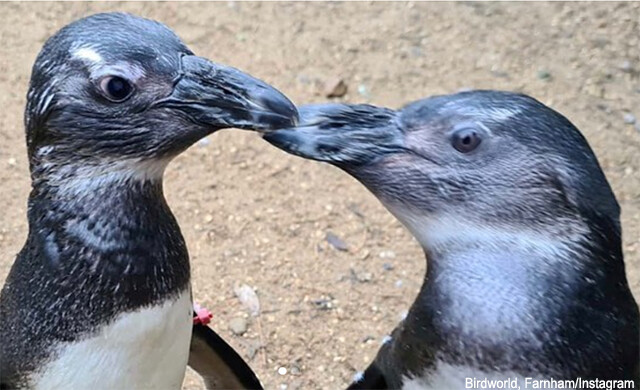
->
99, 76, 134, 102
450, 127, 482, 153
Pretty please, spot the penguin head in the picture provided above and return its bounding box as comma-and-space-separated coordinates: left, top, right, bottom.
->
25, 12, 297, 179
264, 91, 619, 250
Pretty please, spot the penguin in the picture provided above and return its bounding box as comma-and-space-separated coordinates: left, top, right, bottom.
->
263, 91, 640, 389
0, 12, 296, 390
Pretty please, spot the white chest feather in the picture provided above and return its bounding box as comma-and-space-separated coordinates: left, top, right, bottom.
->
31, 290, 193, 390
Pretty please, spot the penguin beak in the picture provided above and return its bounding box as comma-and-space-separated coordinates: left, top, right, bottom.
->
159, 55, 298, 131
263, 103, 403, 165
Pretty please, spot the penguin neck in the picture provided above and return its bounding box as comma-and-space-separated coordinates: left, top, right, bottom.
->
29, 158, 173, 237
26, 158, 190, 305
420, 241, 582, 337
397, 211, 635, 373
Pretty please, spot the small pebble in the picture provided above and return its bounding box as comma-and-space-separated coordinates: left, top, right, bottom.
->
537, 69, 552, 80
623, 113, 636, 125
8, 158, 16, 166
358, 272, 373, 283
278, 366, 287, 376
325, 78, 348, 98
234, 284, 261, 316
326, 232, 349, 251
395, 279, 404, 288
379, 250, 396, 259
290, 364, 302, 375
362, 335, 375, 343
228, 317, 248, 336
312, 297, 334, 310
382, 262, 394, 271
197, 138, 211, 147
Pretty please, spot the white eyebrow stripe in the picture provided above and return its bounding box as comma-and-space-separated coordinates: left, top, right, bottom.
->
71, 46, 146, 81
482, 107, 522, 121
442, 98, 522, 122
72, 47, 104, 65
453, 106, 522, 122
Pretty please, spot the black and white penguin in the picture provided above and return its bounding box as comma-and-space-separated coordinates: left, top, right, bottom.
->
0, 12, 296, 389
263, 91, 640, 389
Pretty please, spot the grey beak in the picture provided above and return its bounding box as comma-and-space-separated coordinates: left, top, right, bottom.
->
160, 55, 298, 131
263, 103, 402, 165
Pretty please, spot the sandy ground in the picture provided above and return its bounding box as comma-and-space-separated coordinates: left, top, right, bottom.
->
0, 2, 638, 389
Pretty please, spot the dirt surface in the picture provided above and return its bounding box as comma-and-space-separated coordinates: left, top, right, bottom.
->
0, 2, 639, 389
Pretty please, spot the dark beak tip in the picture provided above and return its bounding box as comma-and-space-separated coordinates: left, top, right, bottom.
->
255, 92, 299, 130
178, 56, 299, 132
262, 130, 300, 155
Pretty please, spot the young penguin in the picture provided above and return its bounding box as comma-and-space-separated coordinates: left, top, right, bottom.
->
0, 13, 296, 389
263, 91, 639, 389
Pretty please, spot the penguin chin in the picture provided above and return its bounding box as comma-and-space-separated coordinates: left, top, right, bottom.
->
36, 156, 174, 191
107, 157, 173, 183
